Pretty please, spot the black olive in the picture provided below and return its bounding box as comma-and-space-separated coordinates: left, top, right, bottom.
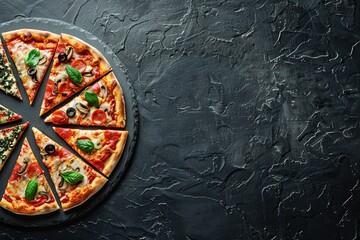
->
44, 144, 56, 154
58, 52, 67, 62
27, 67, 37, 77
66, 107, 76, 118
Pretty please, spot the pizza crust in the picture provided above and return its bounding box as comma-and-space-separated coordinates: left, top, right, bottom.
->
3, 29, 59, 44
102, 131, 128, 177
103, 72, 126, 128
0, 198, 59, 216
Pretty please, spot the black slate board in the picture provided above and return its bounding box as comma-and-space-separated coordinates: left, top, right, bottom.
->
0, 18, 138, 227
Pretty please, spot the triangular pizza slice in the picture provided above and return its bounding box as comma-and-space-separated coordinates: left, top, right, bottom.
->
32, 128, 107, 211
0, 104, 22, 124
54, 127, 128, 177
40, 33, 111, 115
2, 29, 59, 104
0, 42, 22, 100
45, 72, 125, 128
0, 122, 28, 171
0, 138, 59, 215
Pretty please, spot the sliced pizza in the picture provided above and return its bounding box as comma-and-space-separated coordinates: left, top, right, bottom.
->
40, 33, 111, 116
32, 127, 107, 211
2, 29, 59, 104
54, 127, 128, 177
0, 104, 21, 124
0, 122, 28, 171
0, 138, 59, 215
45, 72, 125, 128
0, 42, 22, 100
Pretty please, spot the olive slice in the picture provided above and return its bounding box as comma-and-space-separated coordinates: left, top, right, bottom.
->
58, 52, 67, 62
66, 107, 76, 118
58, 176, 68, 190
27, 67, 37, 77
44, 144, 56, 154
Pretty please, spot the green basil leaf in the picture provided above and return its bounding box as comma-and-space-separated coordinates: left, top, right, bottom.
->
76, 139, 95, 152
85, 90, 100, 108
59, 171, 84, 185
65, 65, 82, 84
25, 178, 38, 202
24, 49, 40, 67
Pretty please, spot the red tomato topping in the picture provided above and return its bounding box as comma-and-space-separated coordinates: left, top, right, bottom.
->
44, 83, 55, 100
91, 109, 106, 124
51, 110, 69, 124
71, 59, 87, 74
34, 42, 45, 50
8, 114, 21, 122
26, 162, 42, 178
9, 163, 21, 182
77, 136, 91, 141
3, 194, 12, 203
56, 42, 66, 53
88, 171, 97, 184
90, 159, 105, 171
100, 153, 111, 163
55, 128, 73, 142
28, 195, 48, 207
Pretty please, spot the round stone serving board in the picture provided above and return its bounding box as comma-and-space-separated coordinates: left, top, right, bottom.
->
0, 18, 138, 227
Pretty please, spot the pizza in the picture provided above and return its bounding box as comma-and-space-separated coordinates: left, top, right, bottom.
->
0, 122, 28, 171
40, 33, 111, 116
0, 138, 59, 215
45, 72, 126, 128
2, 29, 59, 105
54, 127, 128, 177
0, 104, 22, 124
32, 127, 107, 211
0, 42, 22, 100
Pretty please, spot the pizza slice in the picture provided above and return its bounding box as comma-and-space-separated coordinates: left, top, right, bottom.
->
0, 138, 59, 215
2, 29, 59, 104
45, 72, 125, 128
54, 127, 128, 177
0, 42, 22, 100
0, 122, 28, 171
40, 33, 111, 116
32, 127, 107, 211
0, 104, 22, 124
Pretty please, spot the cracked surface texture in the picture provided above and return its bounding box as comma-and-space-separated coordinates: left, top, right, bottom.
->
1, 0, 360, 239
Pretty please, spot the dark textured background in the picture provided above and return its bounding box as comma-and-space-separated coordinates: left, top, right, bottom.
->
1, 0, 359, 239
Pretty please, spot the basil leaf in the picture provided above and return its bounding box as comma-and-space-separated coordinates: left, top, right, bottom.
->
77, 139, 95, 152
85, 90, 100, 108
24, 49, 40, 67
25, 178, 38, 202
65, 65, 82, 84
60, 171, 84, 185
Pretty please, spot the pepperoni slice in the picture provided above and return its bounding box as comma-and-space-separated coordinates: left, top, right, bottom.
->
51, 110, 69, 124
91, 109, 106, 124
8, 114, 21, 122
28, 195, 47, 207
44, 81, 55, 100
71, 59, 87, 74
90, 159, 105, 171
104, 130, 121, 142
55, 128, 73, 142
3, 194, 12, 203
9, 163, 21, 182
57, 148, 72, 159
89, 83, 100, 95
26, 162, 43, 178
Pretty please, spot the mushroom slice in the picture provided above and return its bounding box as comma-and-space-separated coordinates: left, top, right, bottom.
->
16, 157, 30, 175
38, 191, 52, 202
65, 46, 73, 60
100, 102, 110, 113
98, 82, 108, 99
75, 101, 90, 118
58, 176, 68, 191
38, 55, 47, 65
82, 66, 93, 77
53, 73, 67, 95
92, 138, 102, 150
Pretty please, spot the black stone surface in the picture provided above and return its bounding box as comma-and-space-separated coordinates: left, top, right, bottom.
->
0, 0, 359, 239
